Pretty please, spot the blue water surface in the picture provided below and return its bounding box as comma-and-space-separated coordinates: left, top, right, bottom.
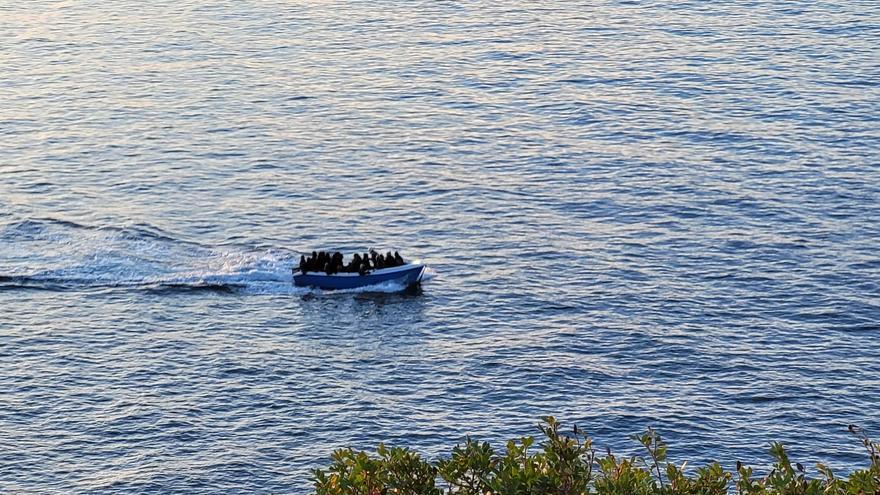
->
1, 1, 879, 493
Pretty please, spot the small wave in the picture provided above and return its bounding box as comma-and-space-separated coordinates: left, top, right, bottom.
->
142, 282, 245, 295
0, 274, 231, 293
0, 272, 278, 295
0, 275, 72, 292
1, 216, 194, 246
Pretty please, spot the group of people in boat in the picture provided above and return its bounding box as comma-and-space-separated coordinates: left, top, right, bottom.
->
298, 250, 406, 276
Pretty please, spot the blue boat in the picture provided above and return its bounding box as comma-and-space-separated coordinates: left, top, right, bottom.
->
293, 263, 426, 291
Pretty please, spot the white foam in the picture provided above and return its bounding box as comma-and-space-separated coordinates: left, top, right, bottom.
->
421, 266, 439, 281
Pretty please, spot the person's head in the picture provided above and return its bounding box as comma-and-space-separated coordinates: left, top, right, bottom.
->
311, 251, 317, 258
353, 253, 361, 261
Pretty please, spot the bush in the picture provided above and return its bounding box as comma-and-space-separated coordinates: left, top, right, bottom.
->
313, 417, 880, 495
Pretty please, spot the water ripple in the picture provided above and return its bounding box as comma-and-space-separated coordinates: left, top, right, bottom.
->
2, 0, 880, 493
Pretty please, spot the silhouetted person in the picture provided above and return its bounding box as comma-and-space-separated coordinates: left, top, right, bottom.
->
359, 252, 372, 274
299, 255, 307, 273
348, 253, 361, 273
394, 251, 404, 266
332, 252, 343, 274
385, 252, 394, 266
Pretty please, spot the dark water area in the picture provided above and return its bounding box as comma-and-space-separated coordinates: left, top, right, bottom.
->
2, 1, 879, 493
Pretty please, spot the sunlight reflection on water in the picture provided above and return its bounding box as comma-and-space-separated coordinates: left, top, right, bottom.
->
1, 0, 879, 492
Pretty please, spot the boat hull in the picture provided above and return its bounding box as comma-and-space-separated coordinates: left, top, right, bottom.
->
293, 264, 426, 291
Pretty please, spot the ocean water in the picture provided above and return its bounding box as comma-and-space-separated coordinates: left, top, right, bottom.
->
2, 0, 879, 492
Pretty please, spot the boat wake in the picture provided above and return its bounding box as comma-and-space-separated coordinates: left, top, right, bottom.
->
0, 217, 429, 295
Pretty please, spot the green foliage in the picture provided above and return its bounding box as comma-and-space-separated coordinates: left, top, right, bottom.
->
314, 443, 439, 495
313, 419, 880, 495
436, 437, 494, 494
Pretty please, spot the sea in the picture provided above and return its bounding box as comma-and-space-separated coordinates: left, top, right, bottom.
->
2, 1, 879, 493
